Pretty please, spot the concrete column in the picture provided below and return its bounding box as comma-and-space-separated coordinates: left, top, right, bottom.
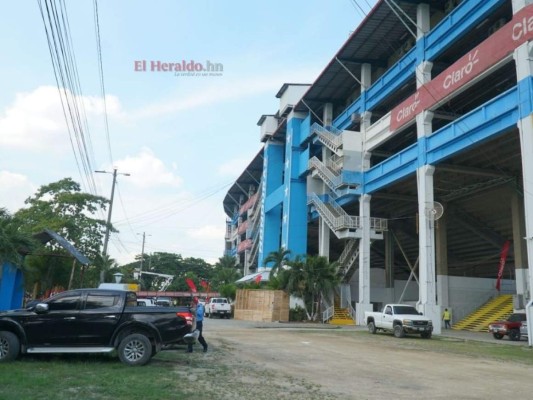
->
281, 112, 307, 256
417, 164, 441, 334
514, 40, 533, 345
512, 192, 529, 298
416, 3, 430, 39
436, 214, 449, 308
356, 194, 373, 325
258, 141, 284, 269
319, 104, 334, 259
513, 0, 533, 14
361, 63, 371, 92
384, 230, 394, 288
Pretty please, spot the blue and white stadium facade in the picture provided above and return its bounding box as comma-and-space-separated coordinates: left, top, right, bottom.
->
223, 0, 533, 337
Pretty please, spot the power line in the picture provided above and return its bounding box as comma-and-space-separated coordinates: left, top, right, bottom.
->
93, 0, 114, 165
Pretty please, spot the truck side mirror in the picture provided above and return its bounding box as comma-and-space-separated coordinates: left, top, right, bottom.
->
34, 303, 49, 314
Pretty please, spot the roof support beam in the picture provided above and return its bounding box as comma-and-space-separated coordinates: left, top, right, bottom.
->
448, 205, 512, 253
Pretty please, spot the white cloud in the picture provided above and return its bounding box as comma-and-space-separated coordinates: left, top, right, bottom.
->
0, 171, 36, 213
104, 147, 183, 189
0, 85, 122, 151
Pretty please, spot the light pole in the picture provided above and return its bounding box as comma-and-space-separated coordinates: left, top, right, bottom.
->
96, 168, 130, 283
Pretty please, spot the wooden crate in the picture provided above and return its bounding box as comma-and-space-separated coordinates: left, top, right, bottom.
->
234, 289, 289, 322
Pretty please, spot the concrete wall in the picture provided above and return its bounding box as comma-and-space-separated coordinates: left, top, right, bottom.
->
350, 268, 516, 322
446, 276, 515, 324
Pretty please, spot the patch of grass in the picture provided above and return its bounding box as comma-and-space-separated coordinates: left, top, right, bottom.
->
0, 343, 338, 400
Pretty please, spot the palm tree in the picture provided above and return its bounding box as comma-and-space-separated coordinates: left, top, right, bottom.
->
279, 255, 339, 321
263, 247, 291, 277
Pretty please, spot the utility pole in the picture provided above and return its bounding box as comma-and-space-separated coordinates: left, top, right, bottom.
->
96, 168, 130, 283
140, 232, 146, 273
137, 232, 151, 289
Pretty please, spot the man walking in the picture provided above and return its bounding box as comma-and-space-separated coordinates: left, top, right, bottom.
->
442, 308, 452, 329
188, 300, 208, 353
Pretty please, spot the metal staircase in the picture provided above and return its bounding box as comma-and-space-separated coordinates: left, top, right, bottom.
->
310, 123, 344, 154
308, 156, 342, 192
308, 193, 359, 239
308, 193, 387, 240
452, 295, 513, 332
329, 294, 355, 325
337, 239, 359, 282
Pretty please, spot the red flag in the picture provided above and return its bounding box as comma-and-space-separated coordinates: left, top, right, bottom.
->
200, 280, 208, 289
495, 240, 511, 291
185, 278, 197, 293
254, 274, 262, 284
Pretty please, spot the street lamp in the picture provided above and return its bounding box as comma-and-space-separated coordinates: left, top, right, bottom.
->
96, 168, 130, 283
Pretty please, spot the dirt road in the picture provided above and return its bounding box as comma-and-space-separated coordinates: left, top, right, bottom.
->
182, 319, 533, 400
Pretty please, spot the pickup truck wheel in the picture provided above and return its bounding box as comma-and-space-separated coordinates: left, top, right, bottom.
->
368, 321, 377, 334
0, 331, 20, 362
421, 332, 432, 339
509, 329, 521, 341
393, 324, 405, 338
492, 333, 504, 340
118, 334, 152, 366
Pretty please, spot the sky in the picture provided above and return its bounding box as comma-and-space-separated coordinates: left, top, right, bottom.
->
0, 0, 374, 266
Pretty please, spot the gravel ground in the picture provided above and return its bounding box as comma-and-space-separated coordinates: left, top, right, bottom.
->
174, 318, 533, 400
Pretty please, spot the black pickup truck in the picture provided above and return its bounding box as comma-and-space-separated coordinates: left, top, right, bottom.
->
0, 289, 197, 366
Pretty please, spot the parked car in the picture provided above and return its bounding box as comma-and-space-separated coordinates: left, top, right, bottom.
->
365, 304, 433, 338
488, 313, 526, 341
205, 297, 231, 318
0, 289, 198, 366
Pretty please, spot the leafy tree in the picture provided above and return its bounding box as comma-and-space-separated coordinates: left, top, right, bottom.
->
0, 208, 36, 268
15, 178, 112, 291
279, 255, 339, 321
263, 247, 291, 277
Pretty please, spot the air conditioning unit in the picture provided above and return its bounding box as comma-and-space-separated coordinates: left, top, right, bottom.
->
488, 18, 507, 36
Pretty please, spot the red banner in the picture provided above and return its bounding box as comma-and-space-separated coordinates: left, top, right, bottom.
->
495, 240, 511, 291
390, 5, 533, 132
185, 278, 197, 293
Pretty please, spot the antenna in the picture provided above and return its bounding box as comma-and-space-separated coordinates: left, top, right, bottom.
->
425, 201, 444, 220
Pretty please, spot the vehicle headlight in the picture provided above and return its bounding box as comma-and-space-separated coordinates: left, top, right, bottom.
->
403, 319, 413, 326
427, 320, 432, 326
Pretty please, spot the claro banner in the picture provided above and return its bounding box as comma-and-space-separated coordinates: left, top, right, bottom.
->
390, 4, 533, 132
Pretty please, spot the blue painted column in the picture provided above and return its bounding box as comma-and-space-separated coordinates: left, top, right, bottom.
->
281, 114, 307, 257
258, 141, 284, 269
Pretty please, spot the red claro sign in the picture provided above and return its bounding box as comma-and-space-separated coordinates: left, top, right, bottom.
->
390, 5, 533, 132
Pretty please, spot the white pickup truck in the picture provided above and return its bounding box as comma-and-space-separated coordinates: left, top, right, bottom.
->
205, 297, 232, 319
365, 304, 433, 338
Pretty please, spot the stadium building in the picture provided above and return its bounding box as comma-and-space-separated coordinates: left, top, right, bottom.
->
223, 0, 533, 337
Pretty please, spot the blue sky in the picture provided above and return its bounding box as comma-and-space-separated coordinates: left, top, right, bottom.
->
0, 1, 374, 265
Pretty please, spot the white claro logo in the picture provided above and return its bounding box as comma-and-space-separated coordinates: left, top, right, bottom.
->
395, 92, 420, 123
443, 50, 479, 90
512, 16, 533, 41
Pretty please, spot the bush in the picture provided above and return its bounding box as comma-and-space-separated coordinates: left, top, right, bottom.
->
289, 305, 307, 322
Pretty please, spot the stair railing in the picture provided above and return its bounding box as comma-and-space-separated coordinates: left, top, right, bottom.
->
310, 123, 344, 153
308, 157, 341, 192
322, 305, 334, 324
